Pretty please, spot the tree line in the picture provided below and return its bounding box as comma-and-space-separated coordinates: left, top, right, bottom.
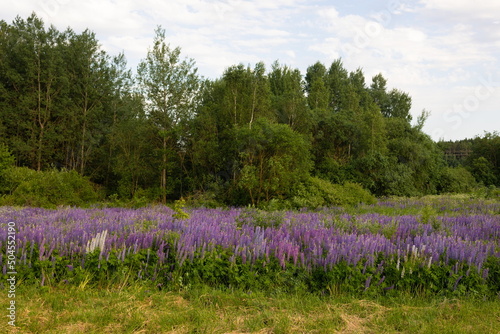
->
0, 14, 499, 207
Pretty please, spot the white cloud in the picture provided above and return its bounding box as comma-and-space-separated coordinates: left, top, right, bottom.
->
305, 2, 500, 140
420, 0, 500, 18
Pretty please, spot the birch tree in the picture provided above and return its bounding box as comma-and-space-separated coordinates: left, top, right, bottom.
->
137, 27, 200, 203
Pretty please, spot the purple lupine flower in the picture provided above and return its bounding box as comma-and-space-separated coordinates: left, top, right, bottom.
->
453, 275, 463, 291
364, 276, 372, 291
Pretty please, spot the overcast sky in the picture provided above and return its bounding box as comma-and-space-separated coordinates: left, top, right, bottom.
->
2, 0, 500, 141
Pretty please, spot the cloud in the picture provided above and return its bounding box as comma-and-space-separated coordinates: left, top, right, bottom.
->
303, 2, 499, 140
420, 0, 500, 18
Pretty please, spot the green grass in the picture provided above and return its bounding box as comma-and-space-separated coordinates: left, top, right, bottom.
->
1, 284, 499, 333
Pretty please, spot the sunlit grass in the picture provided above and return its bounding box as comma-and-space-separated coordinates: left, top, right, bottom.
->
1, 284, 499, 333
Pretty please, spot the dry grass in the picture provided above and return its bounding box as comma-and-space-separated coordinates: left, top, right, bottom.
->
0, 285, 499, 333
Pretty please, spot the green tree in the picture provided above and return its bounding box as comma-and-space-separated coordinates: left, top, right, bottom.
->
0, 14, 68, 170
0, 144, 15, 193
233, 118, 313, 206
189, 79, 233, 193
137, 26, 200, 203
369, 73, 391, 117
109, 98, 154, 199
438, 167, 476, 193
326, 59, 354, 113
469, 157, 497, 186
269, 61, 310, 132
467, 132, 500, 186
305, 62, 330, 112
62, 28, 113, 175
222, 62, 273, 128
387, 89, 412, 122
370, 74, 412, 122
383, 118, 444, 195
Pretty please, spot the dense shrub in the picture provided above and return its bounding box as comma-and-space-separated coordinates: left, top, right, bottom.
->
0, 168, 100, 207
473, 185, 500, 200
289, 177, 376, 209
438, 167, 477, 193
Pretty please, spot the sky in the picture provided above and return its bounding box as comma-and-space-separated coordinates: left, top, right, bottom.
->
2, 0, 500, 141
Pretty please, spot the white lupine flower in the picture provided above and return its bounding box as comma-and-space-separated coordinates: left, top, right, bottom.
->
86, 230, 108, 254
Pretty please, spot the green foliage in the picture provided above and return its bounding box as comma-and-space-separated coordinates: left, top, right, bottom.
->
231, 118, 313, 206
0, 143, 15, 172
172, 198, 190, 219
418, 205, 440, 230
441, 132, 500, 189
469, 156, 497, 186
0, 168, 99, 207
184, 191, 224, 209
438, 167, 477, 193
290, 177, 376, 209
0, 144, 17, 193
2, 14, 497, 204
483, 186, 500, 199
0, 166, 38, 195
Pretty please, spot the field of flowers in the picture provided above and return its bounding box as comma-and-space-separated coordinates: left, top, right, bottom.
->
1, 197, 499, 297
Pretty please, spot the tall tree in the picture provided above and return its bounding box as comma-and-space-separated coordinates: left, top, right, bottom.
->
62, 28, 112, 175
369, 73, 391, 117
305, 61, 329, 111
370, 73, 412, 121
221, 62, 272, 128
137, 26, 200, 203
269, 61, 310, 132
0, 14, 67, 170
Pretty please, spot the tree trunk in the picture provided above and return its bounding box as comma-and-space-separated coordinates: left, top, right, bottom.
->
250, 85, 257, 129
80, 91, 88, 174
161, 136, 167, 204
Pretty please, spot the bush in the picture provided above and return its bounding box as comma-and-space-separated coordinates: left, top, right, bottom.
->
0, 167, 99, 207
289, 177, 376, 209
0, 166, 37, 194
184, 191, 224, 208
438, 167, 477, 193
473, 185, 500, 200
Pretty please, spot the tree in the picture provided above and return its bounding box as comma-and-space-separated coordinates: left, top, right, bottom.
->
387, 89, 412, 122
305, 62, 329, 112
0, 144, 15, 193
326, 59, 353, 113
221, 62, 273, 128
137, 26, 200, 203
62, 28, 113, 175
467, 132, 500, 186
370, 73, 412, 121
109, 97, 155, 198
233, 118, 313, 206
269, 61, 310, 132
469, 157, 497, 186
0, 14, 67, 170
369, 73, 391, 117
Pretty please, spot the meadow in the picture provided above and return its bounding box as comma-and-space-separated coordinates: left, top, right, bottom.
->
1, 196, 499, 333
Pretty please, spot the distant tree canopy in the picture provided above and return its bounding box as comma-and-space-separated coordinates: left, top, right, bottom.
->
0, 14, 498, 207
